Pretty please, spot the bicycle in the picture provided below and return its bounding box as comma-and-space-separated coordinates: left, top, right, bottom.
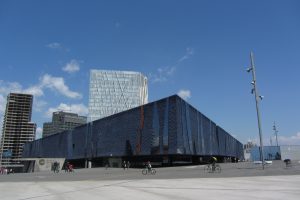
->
142, 167, 156, 175
204, 164, 221, 173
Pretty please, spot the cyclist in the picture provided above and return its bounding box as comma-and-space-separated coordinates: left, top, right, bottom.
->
146, 161, 152, 172
211, 156, 217, 171
66, 162, 74, 172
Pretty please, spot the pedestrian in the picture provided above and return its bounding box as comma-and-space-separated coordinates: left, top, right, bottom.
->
122, 161, 127, 170
53, 161, 59, 173
105, 161, 109, 170
64, 162, 69, 172
126, 161, 130, 169
284, 159, 291, 167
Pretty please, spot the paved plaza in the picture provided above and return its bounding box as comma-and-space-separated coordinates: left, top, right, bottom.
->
1, 161, 300, 200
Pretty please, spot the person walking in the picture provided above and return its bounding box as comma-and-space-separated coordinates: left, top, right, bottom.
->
105, 160, 109, 170
122, 161, 127, 170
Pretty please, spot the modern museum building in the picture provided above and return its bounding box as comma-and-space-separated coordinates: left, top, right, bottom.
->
22, 95, 244, 167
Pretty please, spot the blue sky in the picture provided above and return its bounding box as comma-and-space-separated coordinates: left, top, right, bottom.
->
0, 0, 299, 145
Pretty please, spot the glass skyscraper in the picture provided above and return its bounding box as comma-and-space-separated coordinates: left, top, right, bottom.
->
88, 70, 148, 121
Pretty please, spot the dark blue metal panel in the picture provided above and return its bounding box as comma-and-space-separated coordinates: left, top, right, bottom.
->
22, 95, 244, 160
168, 96, 177, 154
201, 114, 211, 155
210, 122, 218, 155
185, 103, 193, 154
176, 97, 184, 154
162, 98, 169, 154
216, 126, 226, 156
151, 102, 160, 154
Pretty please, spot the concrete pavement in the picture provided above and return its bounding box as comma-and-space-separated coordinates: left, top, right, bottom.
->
1, 161, 300, 200
1, 175, 300, 200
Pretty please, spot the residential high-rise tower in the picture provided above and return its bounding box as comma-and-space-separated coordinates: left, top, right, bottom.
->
43, 111, 87, 138
88, 70, 148, 121
0, 93, 36, 167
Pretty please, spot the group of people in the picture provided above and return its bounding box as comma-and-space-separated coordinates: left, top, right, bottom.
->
52, 161, 74, 173
2, 157, 219, 175
50, 157, 219, 173
121, 160, 154, 171
122, 161, 130, 170
0, 167, 13, 175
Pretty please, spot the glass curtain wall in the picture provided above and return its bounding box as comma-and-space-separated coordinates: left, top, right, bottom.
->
88, 70, 148, 121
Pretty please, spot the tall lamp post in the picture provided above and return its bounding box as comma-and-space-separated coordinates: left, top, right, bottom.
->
273, 122, 279, 147
247, 52, 265, 169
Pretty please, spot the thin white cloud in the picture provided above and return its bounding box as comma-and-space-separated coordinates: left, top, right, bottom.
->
150, 66, 176, 83
45, 103, 88, 118
0, 74, 82, 99
249, 132, 300, 146
62, 59, 80, 74
0, 75, 81, 130
278, 132, 300, 145
177, 89, 191, 100
46, 42, 62, 49
178, 47, 194, 62
46, 42, 70, 52
0, 81, 22, 94
40, 74, 82, 99
0, 94, 6, 114
150, 47, 194, 83
23, 85, 44, 97
33, 100, 47, 112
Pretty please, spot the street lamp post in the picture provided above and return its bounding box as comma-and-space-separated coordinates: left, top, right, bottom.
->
273, 122, 279, 147
247, 52, 265, 169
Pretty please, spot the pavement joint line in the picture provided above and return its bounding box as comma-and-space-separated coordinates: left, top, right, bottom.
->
119, 185, 300, 192
13, 176, 300, 200
2, 162, 300, 200
17, 180, 137, 200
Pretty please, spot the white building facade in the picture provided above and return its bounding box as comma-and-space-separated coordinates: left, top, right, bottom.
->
88, 70, 148, 121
